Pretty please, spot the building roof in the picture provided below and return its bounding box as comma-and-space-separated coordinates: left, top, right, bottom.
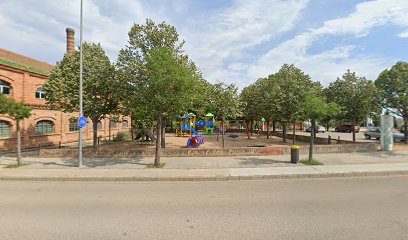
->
0, 48, 54, 76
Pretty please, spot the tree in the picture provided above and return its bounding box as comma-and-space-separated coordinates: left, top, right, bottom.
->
212, 83, 240, 148
0, 95, 32, 165
117, 19, 202, 167
327, 70, 379, 141
44, 43, 121, 148
274, 64, 315, 142
376, 62, 408, 144
304, 95, 339, 161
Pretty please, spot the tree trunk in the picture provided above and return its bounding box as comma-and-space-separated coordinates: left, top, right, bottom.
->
282, 122, 287, 142
250, 119, 254, 135
272, 121, 276, 132
309, 119, 315, 161
130, 118, 134, 140
108, 118, 111, 142
222, 120, 225, 148
404, 117, 408, 144
154, 110, 162, 167
92, 118, 98, 149
16, 120, 21, 165
352, 118, 356, 142
161, 118, 166, 148
266, 119, 270, 139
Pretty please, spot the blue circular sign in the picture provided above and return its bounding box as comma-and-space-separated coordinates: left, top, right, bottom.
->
78, 116, 88, 128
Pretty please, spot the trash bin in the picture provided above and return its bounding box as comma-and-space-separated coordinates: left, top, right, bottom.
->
290, 145, 300, 164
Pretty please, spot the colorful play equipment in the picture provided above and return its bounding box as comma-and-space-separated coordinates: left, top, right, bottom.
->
187, 129, 205, 148
177, 113, 196, 136
204, 113, 215, 135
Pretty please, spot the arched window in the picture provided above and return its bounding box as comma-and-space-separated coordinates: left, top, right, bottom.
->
0, 121, 11, 138
109, 120, 116, 128
121, 120, 129, 128
35, 87, 46, 99
69, 118, 79, 132
0, 80, 11, 95
95, 121, 102, 130
35, 120, 54, 135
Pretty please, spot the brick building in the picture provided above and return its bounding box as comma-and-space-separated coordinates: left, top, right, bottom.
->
0, 28, 130, 151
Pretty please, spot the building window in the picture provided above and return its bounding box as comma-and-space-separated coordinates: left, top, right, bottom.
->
96, 121, 102, 130
69, 118, 79, 132
109, 120, 116, 128
0, 121, 11, 138
0, 80, 11, 95
35, 120, 54, 135
35, 87, 46, 99
122, 120, 129, 128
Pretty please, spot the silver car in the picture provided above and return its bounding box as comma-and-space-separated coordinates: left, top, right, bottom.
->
364, 127, 405, 141
306, 125, 326, 133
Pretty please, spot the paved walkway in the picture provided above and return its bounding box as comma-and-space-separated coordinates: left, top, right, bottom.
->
1, 151, 408, 169
0, 151, 408, 181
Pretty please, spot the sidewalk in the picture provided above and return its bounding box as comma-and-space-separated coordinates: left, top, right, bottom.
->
0, 151, 408, 181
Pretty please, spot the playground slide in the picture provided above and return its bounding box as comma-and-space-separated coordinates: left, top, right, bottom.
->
213, 126, 226, 135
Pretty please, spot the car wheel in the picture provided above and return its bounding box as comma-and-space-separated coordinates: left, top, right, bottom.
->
365, 135, 371, 139
376, 138, 380, 140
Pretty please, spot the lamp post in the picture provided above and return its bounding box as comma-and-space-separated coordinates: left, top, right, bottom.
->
78, 0, 84, 167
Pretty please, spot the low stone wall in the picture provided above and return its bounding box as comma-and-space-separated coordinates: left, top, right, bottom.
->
38, 142, 378, 158
282, 143, 378, 155
38, 146, 285, 158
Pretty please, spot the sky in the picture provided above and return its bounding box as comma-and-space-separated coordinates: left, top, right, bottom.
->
1, 0, 407, 89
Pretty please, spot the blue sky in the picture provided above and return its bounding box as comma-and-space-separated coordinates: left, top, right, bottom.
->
1, 0, 407, 88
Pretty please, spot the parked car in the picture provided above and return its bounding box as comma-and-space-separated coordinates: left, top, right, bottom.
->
364, 127, 406, 141
306, 125, 326, 133
335, 124, 360, 133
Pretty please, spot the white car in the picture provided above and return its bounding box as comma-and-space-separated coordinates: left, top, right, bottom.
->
364, 127, 406, 141
306, 125, 326, 133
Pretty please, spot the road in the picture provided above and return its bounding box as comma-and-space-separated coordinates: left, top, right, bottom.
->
1, 177, 407, 240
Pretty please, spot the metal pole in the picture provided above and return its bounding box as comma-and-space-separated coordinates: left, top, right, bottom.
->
78, 0, 83, 167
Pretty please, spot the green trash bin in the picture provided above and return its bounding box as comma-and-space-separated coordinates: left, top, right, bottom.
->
290, 145, 300, 164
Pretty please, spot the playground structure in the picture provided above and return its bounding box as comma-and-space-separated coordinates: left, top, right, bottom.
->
177, 113, 196, 137
187, 129, 205, 148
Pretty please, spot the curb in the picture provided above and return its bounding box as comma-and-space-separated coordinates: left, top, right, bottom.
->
1, 170, 407, 182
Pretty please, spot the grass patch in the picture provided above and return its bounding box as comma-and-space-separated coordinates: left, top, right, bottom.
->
146, 162, 166, 168
4, 162, 30, 168
300, 159, 323, 166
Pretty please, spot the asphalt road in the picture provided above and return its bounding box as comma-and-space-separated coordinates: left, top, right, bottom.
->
1, 177, 407, 240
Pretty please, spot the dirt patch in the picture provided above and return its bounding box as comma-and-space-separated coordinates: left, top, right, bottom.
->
80, 132, 308, 150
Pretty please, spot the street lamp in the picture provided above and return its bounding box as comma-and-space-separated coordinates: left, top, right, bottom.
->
78, 0, 84, 167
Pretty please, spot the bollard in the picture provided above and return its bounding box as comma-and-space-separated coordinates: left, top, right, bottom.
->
98, 137, 100, 145
328, 135, 331, 144
58, 141, 61, 149
290, 145, 300, 164
337, 136, 340, 144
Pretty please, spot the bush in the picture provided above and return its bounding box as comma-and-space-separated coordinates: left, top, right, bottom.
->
113, 131, 132, 142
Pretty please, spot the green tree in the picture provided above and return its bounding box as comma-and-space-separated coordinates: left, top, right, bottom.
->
117, 19, 202, 166
212, 83, 240, 148
376, 62, 408, 144
44, 43, 121, 148
274, 64, 315, 142
304, 95, 340, 161
327, 70, 379, 141
0, 95, 32, 165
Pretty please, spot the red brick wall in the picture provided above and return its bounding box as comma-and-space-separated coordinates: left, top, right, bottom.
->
0, 65, 131, 151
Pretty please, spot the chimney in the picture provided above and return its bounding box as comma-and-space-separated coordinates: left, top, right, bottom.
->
65, 28, 75, 53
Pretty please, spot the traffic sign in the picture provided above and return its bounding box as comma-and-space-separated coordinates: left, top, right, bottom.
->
78, 116, 87, 128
